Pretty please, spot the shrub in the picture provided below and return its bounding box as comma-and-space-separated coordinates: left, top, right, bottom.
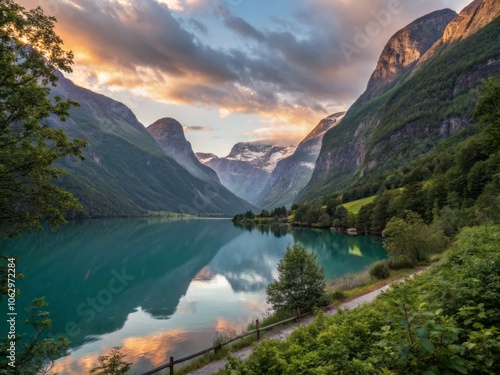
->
369, 261, 390, 279
329, 290, 347, 302
387, 255, 416, 269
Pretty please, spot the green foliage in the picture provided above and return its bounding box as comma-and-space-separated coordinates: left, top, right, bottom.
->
383, 212, 448, 267
89, 347, 131, 375
0, 297, 70, 374
270, 206, 287, 217
0, 0, 87, 237
369, 260, 390, 280
266, 244, 328, 313
219, 226, 500, 375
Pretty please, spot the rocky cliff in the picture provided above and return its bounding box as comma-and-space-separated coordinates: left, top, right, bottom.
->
359, 9, 457, 105
147, 118, 220, 183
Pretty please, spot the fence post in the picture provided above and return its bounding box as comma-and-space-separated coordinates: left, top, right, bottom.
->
295, 307, 301, 322
256, 319, 260, 341
170, 356, 174, 375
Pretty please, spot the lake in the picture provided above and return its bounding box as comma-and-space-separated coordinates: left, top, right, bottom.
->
0, 218, 386, 374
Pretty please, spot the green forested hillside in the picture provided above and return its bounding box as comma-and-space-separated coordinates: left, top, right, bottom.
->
283, 75, 500, 246
300, 16, 500, 202
49, 75, 255, 218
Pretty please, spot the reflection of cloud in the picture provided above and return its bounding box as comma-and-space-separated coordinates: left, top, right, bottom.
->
193, 266, 215, 281
176, 298, 198, 313
51, 329, 187, 374
242, 299, 270, 314
215, 318, 240, 335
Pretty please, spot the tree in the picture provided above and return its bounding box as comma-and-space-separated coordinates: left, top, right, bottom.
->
0, 297, 70, 374
0, 1, 87, 238
382, 211, 448, 268
266, 244, 328, 313
293, 203, 310, 225
90, 347, 131, 375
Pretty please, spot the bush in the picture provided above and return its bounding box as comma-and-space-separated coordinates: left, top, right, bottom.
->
329, 290, 347, 302
387, 255, 416, 270
369, 261, 390, 279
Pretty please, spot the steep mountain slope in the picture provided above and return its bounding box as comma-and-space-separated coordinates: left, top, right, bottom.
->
147, 118, 220, 183
198, 142, 295, 206
50, 74, 254, 217
255, 112, 345, 210
358, 9, 457, 105
417, 0, 500, 67
300, 2, 500, 202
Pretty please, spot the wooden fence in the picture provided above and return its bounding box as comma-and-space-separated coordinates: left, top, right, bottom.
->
140, 308, 309, 375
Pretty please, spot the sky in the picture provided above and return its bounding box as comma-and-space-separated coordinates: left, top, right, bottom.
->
19, 0, 471, 156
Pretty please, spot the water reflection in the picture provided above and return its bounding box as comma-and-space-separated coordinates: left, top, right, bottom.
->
0, 219, 386, 374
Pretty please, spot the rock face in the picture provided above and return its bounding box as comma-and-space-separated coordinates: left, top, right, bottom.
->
147, 118, 220, 183
442, 0, 500, 44
50, 75, 255, 217
417, 0, 500, 67
255, 112, 345, 210
299, 0, 500, 202
359, 9, 457, 105
198, 142, 295, 206
196, 153, 218, 164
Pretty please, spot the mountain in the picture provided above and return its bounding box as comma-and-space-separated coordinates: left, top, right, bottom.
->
255, 112, 345, 210
196, 153, 219, 164
49, 74, 255, 217
359, 9, 457, 105
299, 0, 500, 202
147, 118, 220, 183
417, 0, 500, 67
197, 142, 295, 206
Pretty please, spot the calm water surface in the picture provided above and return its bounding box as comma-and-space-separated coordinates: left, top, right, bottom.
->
0, 218, 386, 374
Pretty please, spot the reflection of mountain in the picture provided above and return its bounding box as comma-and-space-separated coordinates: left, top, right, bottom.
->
207, 229, 292, 292
209, 225, 387, 293
2, 219, 240, 348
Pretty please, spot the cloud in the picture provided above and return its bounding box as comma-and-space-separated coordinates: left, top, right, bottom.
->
223, 15, 265, 41
184, 126, 212, 132
18, 0, 469, 127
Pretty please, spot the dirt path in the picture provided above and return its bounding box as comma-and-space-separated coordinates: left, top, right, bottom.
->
186, 272, 423, 375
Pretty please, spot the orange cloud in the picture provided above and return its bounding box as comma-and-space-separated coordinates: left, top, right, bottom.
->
215, 318, 241, 335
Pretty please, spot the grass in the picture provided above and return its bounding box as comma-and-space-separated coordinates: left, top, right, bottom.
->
342, 196, 376, 214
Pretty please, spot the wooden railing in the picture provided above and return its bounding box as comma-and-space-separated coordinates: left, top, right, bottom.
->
140, 308, 307, 375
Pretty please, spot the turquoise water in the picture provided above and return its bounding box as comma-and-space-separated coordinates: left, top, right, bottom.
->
0, 218, 386, 374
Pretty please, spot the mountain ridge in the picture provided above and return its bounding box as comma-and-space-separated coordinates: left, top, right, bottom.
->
50, 75, 255, 217
198, 142, 295, 206
299, 0, 500, 202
